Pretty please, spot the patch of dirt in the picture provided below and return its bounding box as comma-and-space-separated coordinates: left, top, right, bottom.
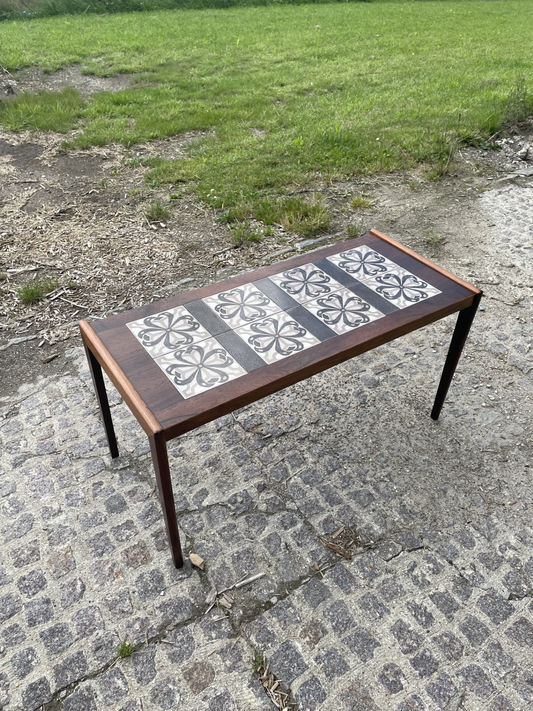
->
1, 121, 532, 399
0, 65, 136, 100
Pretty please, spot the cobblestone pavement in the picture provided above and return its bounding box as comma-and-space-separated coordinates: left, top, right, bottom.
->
1, 183, 532, 711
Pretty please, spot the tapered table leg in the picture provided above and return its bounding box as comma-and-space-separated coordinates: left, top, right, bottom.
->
431, 292, 482, 421
149, 432, 184, 568
84, 344, 119, 459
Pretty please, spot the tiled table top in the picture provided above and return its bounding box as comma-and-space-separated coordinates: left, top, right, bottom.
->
126, 244, 441, 399
85, 231, 477, 437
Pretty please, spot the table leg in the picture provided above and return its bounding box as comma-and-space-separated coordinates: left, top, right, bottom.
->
149, 432, 184, 568
84, 344, 119, 459
431, 293, 482, 421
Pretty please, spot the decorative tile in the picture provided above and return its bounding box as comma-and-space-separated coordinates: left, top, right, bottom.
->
269, 264, 343, 305
234, 311, 321, 364
154, 337, 247, 399
327, 245, 398, 280
362, 268, 441, 309
203, 283, 281, 329
303, 287, 385, 335
127, 306, 211, 358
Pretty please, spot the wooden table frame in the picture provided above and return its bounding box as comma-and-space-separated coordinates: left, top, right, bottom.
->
79, 229, 482, 568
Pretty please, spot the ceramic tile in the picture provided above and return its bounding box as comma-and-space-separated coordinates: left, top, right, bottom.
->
303, 287, 385, 335
361, 267, 441, 309
202, 283, 281, 329
154, 337, 247, 399
327, 245, 399, 281
234, 311, 321, 365
127, 305, 212, 358
269, 263, 343, 304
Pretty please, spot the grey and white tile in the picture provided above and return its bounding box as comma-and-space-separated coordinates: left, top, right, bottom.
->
303, 287, 385, 335
127, 306, 211, 358
327, 245, 398, 280
202, 283, 281, 329
362, 268, 441, 309
154, 337, 247, 399
269, 263, 343, 305
234, 311, 321, 365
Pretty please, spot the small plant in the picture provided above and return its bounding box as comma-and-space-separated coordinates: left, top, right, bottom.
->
169, 193, 182, 199
426, 132, 457, 180
251, 652, 265, 674
145, 200, 171, 222
350, 194, 374, 209
346, 224, 361, 238
19, 277, 60, 305
116, 640, 133, 658
408, 180, 421, 191
128, 187, 140, 197
423, 227, 446, 248
230, 221, 262, 246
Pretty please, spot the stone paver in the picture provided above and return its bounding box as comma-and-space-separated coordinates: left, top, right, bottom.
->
1, 184, 532, 710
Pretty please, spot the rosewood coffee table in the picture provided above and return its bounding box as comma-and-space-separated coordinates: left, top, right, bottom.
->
80, 229, 482, 567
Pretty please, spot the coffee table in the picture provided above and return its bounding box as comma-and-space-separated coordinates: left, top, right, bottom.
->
79, 229, 482, 567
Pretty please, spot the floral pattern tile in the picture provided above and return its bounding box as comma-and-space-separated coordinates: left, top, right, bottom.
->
362, 268, 441, 309
327, 245, 399, 280
234, 311, 320, 365
154, 337, 247, 399
303, 287, 385, 335
203, 283, 281, 329
269, 263, 343, 304
126, 243, 444, 397
127, 305, 212, 358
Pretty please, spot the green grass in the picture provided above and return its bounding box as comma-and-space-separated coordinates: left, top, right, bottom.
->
116, 640, 134, 658
1, 1, 532, 229
230, 221, 263, 245
350, 194, 374, 209
145, 199, 171, 221
18, 277, 60, 304
0, 0, 366, 22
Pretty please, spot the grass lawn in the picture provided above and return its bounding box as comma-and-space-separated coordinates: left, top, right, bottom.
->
1, 0, 532, 225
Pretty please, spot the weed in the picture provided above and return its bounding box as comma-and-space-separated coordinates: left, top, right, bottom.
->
18, 277, 60, 305
145, 200, 170, 222
350, 194, 374, 209
408, 180, 421, 191
423, 227, 446, 248
169, 193, 182, 199
218, 204, 250, 224
253, 196, 331, 237
345, 225, 361, 239
230, 221, 262, 246
127, 187, 140, 197
279, 196, 331, 236
116, 640, 133, 658
251, 652, 265, 674
426, 132, 457, 180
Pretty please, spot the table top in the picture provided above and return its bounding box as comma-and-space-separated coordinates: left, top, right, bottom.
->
80, 229, 480, 440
